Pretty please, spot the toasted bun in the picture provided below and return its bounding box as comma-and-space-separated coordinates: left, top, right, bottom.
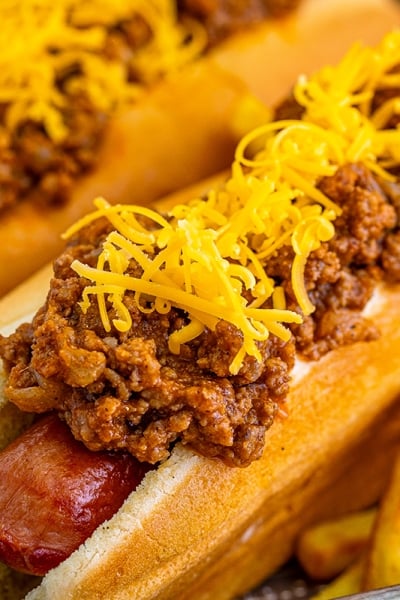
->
1, 204, 400, 599
1, 0, 400, 297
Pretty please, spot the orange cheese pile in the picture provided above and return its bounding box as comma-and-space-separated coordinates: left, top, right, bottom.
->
0, 0, 206, 141
65, 31, 400, 374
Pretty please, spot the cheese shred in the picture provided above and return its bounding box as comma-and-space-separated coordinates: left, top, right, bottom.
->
0, 0, 207, 141
65, 31, 400, 374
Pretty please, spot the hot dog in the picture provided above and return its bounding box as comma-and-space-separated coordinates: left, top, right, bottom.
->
2, 29, 400, 600
0, 414, 152, 576
1, 0, 400, 297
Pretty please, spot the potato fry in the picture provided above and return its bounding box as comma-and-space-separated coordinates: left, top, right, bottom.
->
364, 452, 400, 590
310, 557, 364, 600
296, 508, 376, 580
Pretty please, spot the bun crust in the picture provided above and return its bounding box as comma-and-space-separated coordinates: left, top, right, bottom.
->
1, 0, 400, 296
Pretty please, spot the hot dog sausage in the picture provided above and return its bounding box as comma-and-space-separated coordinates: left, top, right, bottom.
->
0, 414, 150, 576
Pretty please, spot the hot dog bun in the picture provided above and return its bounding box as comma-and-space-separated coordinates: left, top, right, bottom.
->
1, 0, 400, 297
1, 250, 400, 600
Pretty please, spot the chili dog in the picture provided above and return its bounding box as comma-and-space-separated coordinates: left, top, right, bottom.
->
3, 30, 400, 600
2, 0, 400, 298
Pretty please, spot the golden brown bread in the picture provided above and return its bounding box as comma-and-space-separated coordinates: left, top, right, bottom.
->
212, 0, 400, 107
1, 0, 400, 297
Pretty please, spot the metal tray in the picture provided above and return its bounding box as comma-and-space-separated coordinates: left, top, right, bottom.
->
240, 560, 325, 600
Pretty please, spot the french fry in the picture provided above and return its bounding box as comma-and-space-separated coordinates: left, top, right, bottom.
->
363, 452, 400, 590
296, 509, 376, 581
310, 557, 364, 600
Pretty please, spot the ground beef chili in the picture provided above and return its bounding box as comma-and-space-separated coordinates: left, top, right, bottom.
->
1, 160, 400, 467
268, 163, 398, 359
0, 0, 300, 215
0, 221, 290, 467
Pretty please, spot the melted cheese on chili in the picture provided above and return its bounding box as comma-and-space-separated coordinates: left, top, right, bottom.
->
0, 0, 206, 141
65, 31, 400, 374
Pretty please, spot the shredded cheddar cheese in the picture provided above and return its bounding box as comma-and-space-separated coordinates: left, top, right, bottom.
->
0, 0, 206, 141
64, 31, 400, 374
